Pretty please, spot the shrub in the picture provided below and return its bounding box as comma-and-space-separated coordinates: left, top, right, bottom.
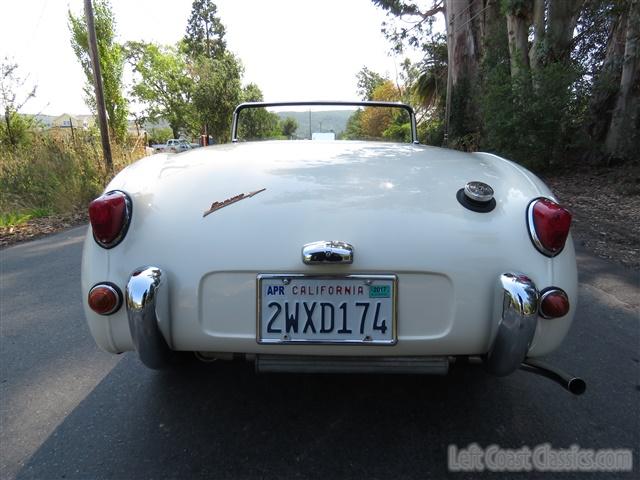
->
481, 61, 580, 169
147, 127, 174, 145
0, 130, 143, 217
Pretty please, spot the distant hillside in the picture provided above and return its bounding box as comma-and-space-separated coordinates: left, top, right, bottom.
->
275, 110, 355, 138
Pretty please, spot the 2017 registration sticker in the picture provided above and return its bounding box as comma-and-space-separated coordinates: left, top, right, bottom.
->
369, 285, 390, 298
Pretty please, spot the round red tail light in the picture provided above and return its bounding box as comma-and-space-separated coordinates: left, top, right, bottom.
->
88, 284, 122, 315
88, 190, 131, 248
539, 288, 570, 319
527, 198, 572, 257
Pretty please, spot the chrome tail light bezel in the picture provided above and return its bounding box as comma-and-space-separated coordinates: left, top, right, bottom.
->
526, 197, 571, 257
89, 190, 132, 249
88, 282, 123, 315
538, 287, 570, 319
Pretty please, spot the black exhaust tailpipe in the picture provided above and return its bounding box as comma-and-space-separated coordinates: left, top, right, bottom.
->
520, 358, 586, 395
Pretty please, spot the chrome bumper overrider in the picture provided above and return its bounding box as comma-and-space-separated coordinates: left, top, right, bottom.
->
485, 272, 539, 376
126, 266, 174, 369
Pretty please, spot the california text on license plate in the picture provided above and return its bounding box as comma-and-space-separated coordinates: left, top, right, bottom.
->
257, 274, 397, 344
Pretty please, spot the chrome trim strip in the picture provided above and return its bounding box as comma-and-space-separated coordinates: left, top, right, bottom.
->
126, 266, 174, 369
485, 272, 539, 376
302, 241, 353, 265
256, 273, 398, 345
527, 197, 561, 257
232, 101, 419, 144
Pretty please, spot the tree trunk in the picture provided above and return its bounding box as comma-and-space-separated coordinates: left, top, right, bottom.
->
529, 0, 546, 71
479, 0, 505, 58
506, 8, 531, 80
605, 0, 640, 160
446, 0, 481, 85
444, 0, 483, 142
587, 4, 629, 146
548, 0, 585, 62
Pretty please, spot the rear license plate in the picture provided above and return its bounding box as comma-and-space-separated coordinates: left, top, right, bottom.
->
257, 274, 397, 344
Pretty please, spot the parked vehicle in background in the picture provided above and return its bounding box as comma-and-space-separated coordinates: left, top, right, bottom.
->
152, 139, 192, 153
311, 132, 336, 141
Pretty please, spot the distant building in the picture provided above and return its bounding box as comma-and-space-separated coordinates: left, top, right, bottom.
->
51, 113, 95, 129
77, 115, 95, 129
32, 114, 54, 128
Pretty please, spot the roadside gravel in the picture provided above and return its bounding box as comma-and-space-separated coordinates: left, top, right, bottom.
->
544, 168, 639, 271
0, 210, 88, 249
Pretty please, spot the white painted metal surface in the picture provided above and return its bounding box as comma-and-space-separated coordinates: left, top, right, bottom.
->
81, 141, 578, 358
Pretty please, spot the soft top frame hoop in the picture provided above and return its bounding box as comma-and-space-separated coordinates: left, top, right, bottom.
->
231, 101, 419, 144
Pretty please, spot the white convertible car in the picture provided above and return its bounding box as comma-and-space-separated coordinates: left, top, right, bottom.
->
82, 101, 584, 394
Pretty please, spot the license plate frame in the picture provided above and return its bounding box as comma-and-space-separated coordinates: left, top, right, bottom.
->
256, 274, 397, 345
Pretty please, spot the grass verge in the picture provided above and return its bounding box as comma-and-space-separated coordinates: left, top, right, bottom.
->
0, 130, 144, 223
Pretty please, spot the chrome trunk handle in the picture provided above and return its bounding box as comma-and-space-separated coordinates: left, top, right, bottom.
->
302, 241, 353, 265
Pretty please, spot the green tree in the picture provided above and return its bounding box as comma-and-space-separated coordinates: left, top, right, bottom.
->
126, 42, 195, 139
192, 52, 243, 142
372, 0, 631, 165
281, 117, 298, 138
147, 127, 174, 145
411, 38, 447, 113
342, 109, 364, 140
374, 0, 484, 145
183, 0, 227, 60
356, 66, 387, 100
68, 0, 128, 143
237, 83, 279, 140
361, 80, 401, 138
0, 59, 36, 147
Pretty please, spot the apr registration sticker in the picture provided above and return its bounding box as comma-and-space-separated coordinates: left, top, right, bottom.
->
369, 285, 390, 298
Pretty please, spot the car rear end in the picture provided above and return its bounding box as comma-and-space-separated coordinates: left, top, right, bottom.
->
81, 142, 577, 380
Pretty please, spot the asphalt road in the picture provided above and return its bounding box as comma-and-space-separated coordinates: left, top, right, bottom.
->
1, 226, 638, 479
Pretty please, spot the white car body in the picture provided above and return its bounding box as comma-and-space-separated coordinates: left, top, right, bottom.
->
82, 143, 577, 354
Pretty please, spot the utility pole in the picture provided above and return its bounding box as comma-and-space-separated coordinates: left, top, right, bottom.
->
84, 0, 113, 170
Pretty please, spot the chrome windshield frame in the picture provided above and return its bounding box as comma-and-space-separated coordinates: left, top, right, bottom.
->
231, 101, 419, 144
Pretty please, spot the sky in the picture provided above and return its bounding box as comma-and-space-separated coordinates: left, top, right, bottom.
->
0, 0, 422, 116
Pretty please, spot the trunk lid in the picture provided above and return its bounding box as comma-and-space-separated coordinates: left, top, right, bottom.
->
112, 140, 547, 275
